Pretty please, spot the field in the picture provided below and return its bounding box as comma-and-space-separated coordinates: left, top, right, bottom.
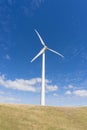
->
0, 104, 87, 130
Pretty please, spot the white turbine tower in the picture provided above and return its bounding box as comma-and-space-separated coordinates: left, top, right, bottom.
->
31, 30, 64, 106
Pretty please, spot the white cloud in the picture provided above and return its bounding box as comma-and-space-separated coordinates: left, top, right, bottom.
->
0, 75, 36, 92
46, 85, 58, 92
73, 90, 87, 97
5, 54, 11, 60
31, 0, 44, 10
53, 93, 58, 97
0, 89, 21, 103
0, 91, 4, 95
65, 89, 87, 97
0, 75, 58, 93
0, 95, 21, 103
65, 90, 72, 95
64, 84, 74, 89
68, 85, 74, 89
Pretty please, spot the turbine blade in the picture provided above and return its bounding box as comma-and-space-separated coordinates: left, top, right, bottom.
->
47, 48, 64, 58
35, 29, 46, 46
31, 48, 45, 62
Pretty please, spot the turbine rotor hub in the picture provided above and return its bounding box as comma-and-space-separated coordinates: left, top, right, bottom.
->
44, 46, 47, 50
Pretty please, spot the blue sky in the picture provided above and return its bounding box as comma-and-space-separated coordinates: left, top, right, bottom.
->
0, 0, 87, 106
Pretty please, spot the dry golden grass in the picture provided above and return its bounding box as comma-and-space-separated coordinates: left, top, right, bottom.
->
0, 104, 87, 130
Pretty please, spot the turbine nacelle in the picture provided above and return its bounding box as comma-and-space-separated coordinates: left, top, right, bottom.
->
31, 29, 64, 63
44, 46, 47, 51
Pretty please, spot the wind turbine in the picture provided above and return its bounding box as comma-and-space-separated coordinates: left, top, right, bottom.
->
31, 29, 64, 106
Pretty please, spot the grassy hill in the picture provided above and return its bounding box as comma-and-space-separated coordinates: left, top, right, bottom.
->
0, 104, 87, 130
